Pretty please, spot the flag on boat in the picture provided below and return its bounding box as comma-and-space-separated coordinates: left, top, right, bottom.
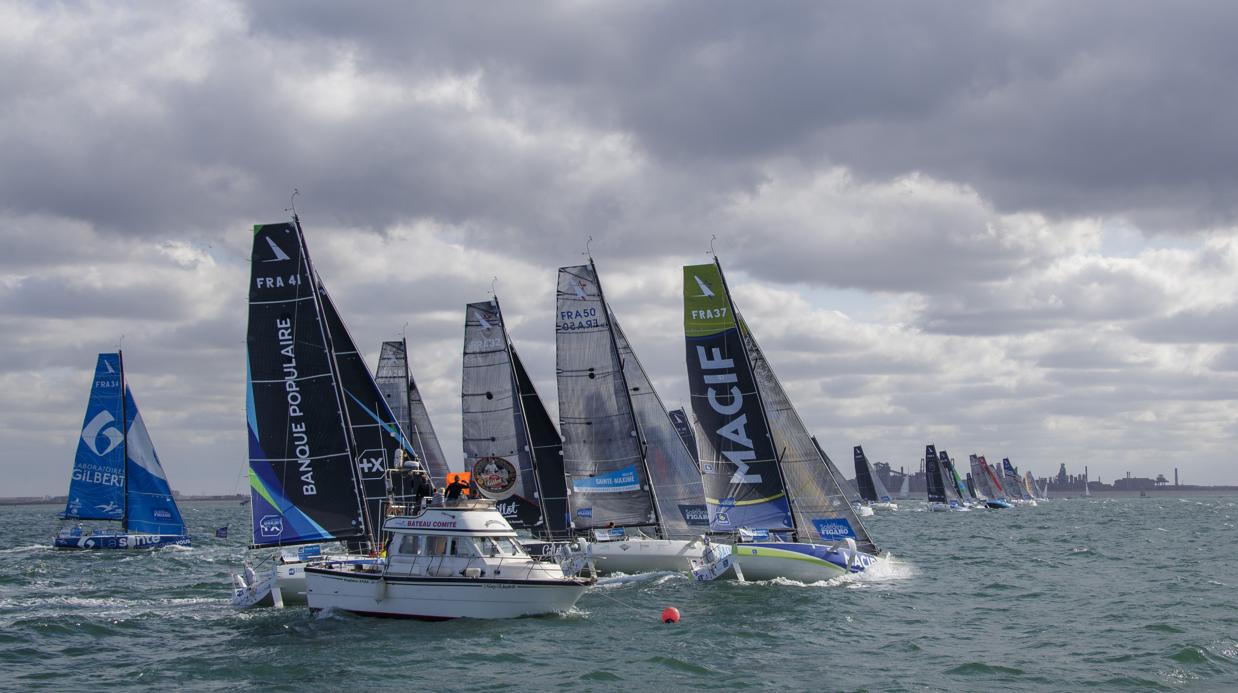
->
215, 526, 228, 539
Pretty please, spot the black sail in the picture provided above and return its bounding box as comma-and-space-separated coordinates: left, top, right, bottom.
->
318, 287, 414, 545
853, 445, 879, 503
511, 350, 570, 539
924, 444, 947, 503
668, 408, 700, 469
245, 222, 364, 547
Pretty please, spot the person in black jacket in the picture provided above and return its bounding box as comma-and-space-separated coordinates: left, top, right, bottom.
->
444, 476, 469, 502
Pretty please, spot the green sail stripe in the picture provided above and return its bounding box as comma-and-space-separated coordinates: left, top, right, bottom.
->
248, 468, 280, 510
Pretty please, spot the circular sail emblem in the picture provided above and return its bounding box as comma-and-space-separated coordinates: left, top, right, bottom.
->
472, 456, 517, 498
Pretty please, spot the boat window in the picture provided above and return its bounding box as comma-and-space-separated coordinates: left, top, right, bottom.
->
394, 534, 424, 556
452, 538, 480, 557
426, 535, 449, 556
481, 537, 520, 556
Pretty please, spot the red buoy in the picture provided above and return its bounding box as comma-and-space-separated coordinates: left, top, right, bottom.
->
661, 606, 681, 624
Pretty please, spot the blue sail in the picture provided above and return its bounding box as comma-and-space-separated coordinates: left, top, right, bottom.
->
63, 353, 127, 521
123, 387, 187, 535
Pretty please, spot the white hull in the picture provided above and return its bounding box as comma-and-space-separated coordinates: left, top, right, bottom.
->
306, 567, 588, 619
871, 502, 898, 512
854, 504, 875, 517
232, 554, 380, 609
582, 536, 711, 574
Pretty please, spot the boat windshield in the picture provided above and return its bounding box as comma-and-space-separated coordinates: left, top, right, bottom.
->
480, 537, 526, 557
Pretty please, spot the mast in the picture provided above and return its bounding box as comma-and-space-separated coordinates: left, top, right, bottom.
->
589, 257, 664, 535
119, 349, 128, 532
711, 257, 800, 538
292, 214, 370, 544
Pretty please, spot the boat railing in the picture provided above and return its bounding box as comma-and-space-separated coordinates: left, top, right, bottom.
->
385, 497, 497, 518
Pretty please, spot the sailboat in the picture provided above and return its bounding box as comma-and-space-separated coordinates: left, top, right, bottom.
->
1024, 470, 1048, 502
233, 218, 415, 607
376, 339, 451, 487
684, 259, 883, 580
977, 455, 1014, 509
1002, 458, 1036, 506
853, 446, 897, 511
937, 450, 972, 510
924, 445, 953, 511
55, 352, 191, 549
1083, 468, 1091, 497
557, 261, 714, 574
462, 296, 571, 550
897, 474, 911, 500
818, 439, 873, 516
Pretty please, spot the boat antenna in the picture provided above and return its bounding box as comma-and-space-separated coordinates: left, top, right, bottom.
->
401, 321, 408, 342
707, 234, 717, 257
489, 275, 498, 298
117, 334, 125, 353
285, 188, 300, 221
584, 235, 594, 261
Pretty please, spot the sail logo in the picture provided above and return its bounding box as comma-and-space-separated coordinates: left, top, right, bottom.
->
475, 310, 493, 330
259, 515, 284, 537
81, 410, 124, 457
96, 501, 122, 516
812, 518, 856, 540
695, 346, 761, 485
473, 456, 517, 497
263, 237, 291, 262
572, 280, 588, 300
153, 509, 172, 520
356, 450, 387, 480
576, 507, 593, 519
104, 360, 116, 374
692, 275, 715, 298
678, 504, 709, 525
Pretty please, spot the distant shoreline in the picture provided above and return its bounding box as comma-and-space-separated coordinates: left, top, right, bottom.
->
6, 489, 1237, 506
0, 494, 248, 506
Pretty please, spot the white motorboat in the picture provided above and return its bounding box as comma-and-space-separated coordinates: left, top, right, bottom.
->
306, 500, 594, 619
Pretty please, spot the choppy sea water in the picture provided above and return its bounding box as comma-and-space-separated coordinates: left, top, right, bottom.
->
1, 496, 1235, 691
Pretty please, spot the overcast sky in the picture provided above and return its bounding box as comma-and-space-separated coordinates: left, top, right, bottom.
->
5, 0, 1238, 497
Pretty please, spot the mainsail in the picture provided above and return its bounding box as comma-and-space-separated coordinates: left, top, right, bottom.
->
462, 298, 569, 539
64, 353, 127, 523
376, 340, 451, 486
246, 221, 364, 547
853, 446, 879, 503
556, 264, 658, 530
925, 445, 947, 503
684, 260, 877, 553
854, 445, 894, 503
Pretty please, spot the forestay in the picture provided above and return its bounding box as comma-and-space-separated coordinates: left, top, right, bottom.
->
64, 353, 127, 522
556, 265, 657, 530
246, 222, 365, 547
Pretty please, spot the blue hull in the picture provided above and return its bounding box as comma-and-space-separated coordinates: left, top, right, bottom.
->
985, 500, 1013, 509
53, 533, 192, 549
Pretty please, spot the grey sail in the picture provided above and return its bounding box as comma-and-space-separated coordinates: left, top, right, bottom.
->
461, 299, 567, 537
740, 314, 879, 555
611, 311, 709, 538
969, 454, 994, 499
376, 340, 451, 486
869, 458, 893, 502
555, 264, 657, 530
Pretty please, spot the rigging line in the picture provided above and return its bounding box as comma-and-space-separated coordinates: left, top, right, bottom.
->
587, 582, 649, 615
